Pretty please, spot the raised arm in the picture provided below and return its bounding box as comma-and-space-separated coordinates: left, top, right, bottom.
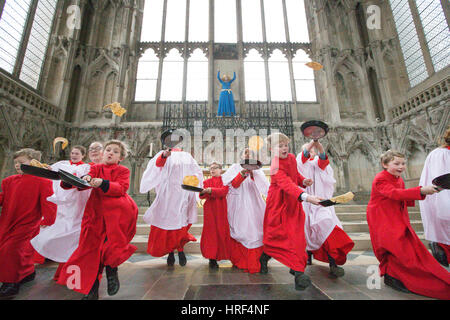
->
231, 172, 246, 189
217, 71, 224, 84
230, 72, 236, 83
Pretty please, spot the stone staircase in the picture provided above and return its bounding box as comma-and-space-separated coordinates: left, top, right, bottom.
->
131, 203, 426, 254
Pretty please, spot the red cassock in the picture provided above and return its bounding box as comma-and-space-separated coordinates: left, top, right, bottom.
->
146, 151, 197, 257
56, 164, 138, 295
367, 170, 450, 300
199, 176, 231, 260
0, 174, 56, 283
263, 154, 308, 272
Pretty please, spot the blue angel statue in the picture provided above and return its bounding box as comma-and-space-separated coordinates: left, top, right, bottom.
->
217, 71, 236, 116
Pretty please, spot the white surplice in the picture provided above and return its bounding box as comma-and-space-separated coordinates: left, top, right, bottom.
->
419, 147, 450, 245
139, 151, 203, 230
222, 163, 269, 249
296, 153, 343, 251
30, 161, 91, 262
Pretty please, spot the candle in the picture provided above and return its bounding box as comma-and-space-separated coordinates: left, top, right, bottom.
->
149, 142, 153, 157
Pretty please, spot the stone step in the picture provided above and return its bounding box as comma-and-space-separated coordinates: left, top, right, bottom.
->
137, 214, 204, 224
138, 211, 421, 225
135, 220, 424, 237
131, 233, 429, 254
139, 205, 419, 215
335, 211, 422, 221
131, 235, 201, 254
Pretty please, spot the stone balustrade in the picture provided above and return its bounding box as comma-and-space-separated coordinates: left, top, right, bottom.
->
390, 77, 449, 121
0, 71, 61, 119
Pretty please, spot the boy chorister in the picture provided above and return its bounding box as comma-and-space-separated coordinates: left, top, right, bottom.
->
222, 149, 269, 273
31, 145, 92, 281
0, 148, 56, 297
367, 150, 450, 299
140, 145, 203, 267
297, 140, 354, 277
262, 133, 322, 291
56, 140, 138, 300
199, 161, 231, 269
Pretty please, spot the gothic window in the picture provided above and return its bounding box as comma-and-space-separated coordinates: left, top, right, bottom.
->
292, 49, 316, 102
285, 0, 309, 42
140, 0, 164, 42
0, 0, 32, 73
263, 0, 286, 42
165, 0, 186, 42
135, 49, 159, 101
0, 0, 57, 89
188, 0, 208, 42
242, 0, 263, 42
389, 0, 427, 87
214, 0, 237, 43
268, 50, 291, 101
244, 49, 266, 101
19, 0, 57, 88
415, 0, 450, 72
160, 49, 183, 101
389, 0, 449, 87
136, 0, 316, 104
186, 49, 208, 101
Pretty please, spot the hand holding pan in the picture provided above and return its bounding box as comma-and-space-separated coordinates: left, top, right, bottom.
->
161, 129, 184, 151
432, 173, 450, 191
181, 184, 204, 192
319, 192, 354, 207
58, 169, 91, 189
20, 164, 60, 180
301, 120, 329, 141
240, 159, 262, 171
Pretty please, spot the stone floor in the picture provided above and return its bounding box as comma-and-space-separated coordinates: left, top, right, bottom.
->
3, 250, 447, 301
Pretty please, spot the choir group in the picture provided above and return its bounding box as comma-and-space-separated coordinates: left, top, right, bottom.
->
0, 128, 449, 300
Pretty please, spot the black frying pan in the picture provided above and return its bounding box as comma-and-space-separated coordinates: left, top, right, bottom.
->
319, 199, 337, 207
181, 184, 204, 192
240, 159, 262, 171
432, 173, 450, 190
161, 129, 184, 150
301, 120, 329, 141
58, 169, 91, 189
21, 164, 60, 180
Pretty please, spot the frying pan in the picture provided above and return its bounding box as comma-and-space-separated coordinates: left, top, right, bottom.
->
240, 159, 263, 171
181, 184, 204, 192
20, 164, 60, 180
432, 173, 450, 190
161, 129, 184, 150
58, 169, 91, 189
319, 199, 338, 207
301, 120, 329, 141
